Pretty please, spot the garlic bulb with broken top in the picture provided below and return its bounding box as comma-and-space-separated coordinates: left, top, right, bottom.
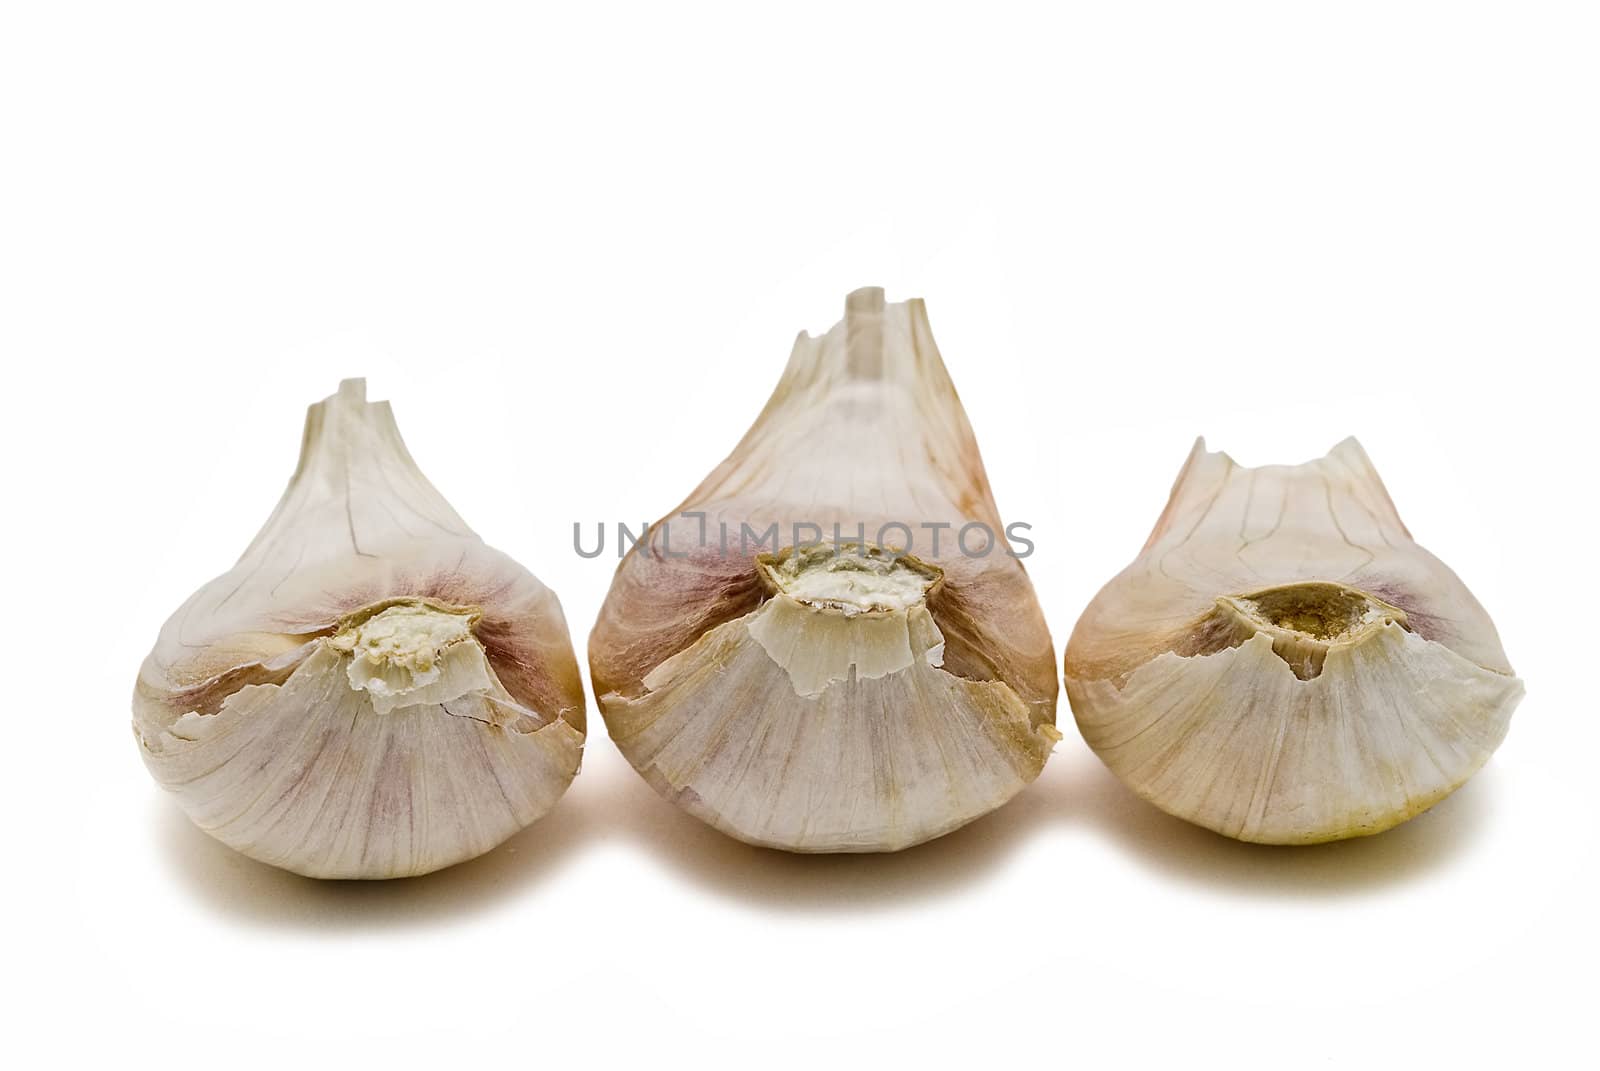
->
133, 380, 585, 878
589, 288, 1060, 852
1065, 438, 1523, 844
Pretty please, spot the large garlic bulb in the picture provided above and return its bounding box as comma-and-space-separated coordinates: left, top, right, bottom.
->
133, 380, 585, 878
1065, 438, 1523, 844
590, 288, 1060, 852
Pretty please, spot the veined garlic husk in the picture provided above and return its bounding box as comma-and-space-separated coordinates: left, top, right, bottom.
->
1064, 438, 1523, 844
133, 380, 585, 878
589, 288, 1060, 852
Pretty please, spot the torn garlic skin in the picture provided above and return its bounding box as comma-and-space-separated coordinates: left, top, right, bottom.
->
132, 381, 585, 879
590, 289, 1060, 853
1065, 439, 1523, 844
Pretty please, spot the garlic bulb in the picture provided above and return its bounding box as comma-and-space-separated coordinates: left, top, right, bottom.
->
1064, 438, 1523, 844
133, 380, 585, 878
589, 288, 1060, 852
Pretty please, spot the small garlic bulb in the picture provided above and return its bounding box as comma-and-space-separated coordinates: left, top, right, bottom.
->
589, 289, 1060, 852
1065, 438, 1523, 844
133, 380, 585, 878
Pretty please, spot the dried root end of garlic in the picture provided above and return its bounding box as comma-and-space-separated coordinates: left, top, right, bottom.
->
1205, 581, 1409, 682
745, 545, 948, 696
590, 291, 1060, 853
134, 380, 585, 879
1064, 438, 1523, 845
328, 599, 489, 715
756, 543, 944, 615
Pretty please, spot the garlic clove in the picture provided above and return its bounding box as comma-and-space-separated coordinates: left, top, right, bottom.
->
590, 289, 1059, 852
1064, 437, 1523, 844
133, 380, 585, 878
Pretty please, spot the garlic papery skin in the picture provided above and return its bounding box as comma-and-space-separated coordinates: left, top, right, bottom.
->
589, 289, 1060, 853
132, 380, 585, 879
1064, 438, 1524, 845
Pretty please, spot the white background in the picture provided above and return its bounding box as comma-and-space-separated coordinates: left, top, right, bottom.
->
4, 2, 1597, 1067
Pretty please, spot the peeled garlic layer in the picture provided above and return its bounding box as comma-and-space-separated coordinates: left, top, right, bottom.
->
1064, 438, 1523, 844
590, 289, 1059, 852
133, 380, 585, 878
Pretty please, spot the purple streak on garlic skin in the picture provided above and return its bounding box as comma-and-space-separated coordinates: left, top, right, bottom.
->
590, 289, 1059, 853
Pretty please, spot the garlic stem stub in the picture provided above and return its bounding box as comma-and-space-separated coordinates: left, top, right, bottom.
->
132, 380, 585, 879
1064, 438, 1523, 844
589, 289, 1060, 852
